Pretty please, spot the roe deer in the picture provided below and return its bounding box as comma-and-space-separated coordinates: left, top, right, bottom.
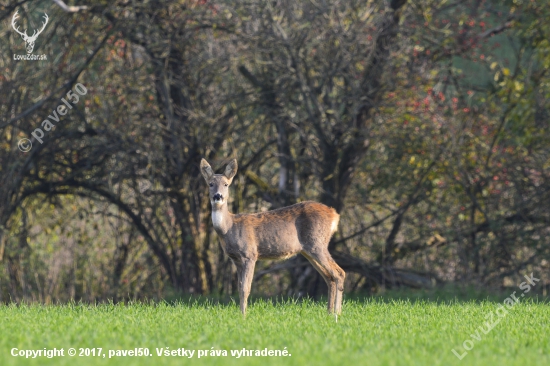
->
200, 158, 345, 316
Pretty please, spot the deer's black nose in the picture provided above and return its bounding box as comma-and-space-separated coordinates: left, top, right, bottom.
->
213, 193, 223, 201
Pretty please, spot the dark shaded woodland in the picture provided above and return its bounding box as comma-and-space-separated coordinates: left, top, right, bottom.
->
0, 0, 548, 302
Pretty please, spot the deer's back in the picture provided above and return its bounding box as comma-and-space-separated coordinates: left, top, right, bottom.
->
229, 201, 339, 260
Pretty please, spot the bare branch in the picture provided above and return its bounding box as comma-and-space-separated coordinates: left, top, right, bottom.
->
479, 20, 514, 39
52, 0, 88, 12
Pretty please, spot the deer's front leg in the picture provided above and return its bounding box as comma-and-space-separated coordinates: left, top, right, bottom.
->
239, 259, 256, 316
234, 259, 243, 301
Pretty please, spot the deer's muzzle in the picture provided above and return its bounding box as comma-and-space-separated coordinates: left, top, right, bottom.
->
213, 193, 223, 203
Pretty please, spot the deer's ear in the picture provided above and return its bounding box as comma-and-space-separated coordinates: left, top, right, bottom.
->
200, 159, 214, 182
224, 159, 238, 182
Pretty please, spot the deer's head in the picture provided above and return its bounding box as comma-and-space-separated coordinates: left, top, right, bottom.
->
12, 11, 49, 54
200, 159, 238, 208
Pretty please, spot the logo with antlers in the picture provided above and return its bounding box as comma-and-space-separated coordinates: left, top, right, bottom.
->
11, 10, 49, 54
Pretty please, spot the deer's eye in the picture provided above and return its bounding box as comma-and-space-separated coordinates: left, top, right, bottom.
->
224, 183, 228, 187
209, 183, 214, 187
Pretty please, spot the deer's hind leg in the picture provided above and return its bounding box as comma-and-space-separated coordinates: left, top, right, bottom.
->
302, 249, 345, 315
331, 257, 345, 315
301, 251, 335, 313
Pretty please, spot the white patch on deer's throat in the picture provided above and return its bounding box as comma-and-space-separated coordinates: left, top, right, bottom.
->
212, 210, 224, 229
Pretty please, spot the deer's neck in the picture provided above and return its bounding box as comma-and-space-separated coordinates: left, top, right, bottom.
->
211, 203, 233, 235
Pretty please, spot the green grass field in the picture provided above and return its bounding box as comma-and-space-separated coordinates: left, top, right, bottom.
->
1, 296, 549, 366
